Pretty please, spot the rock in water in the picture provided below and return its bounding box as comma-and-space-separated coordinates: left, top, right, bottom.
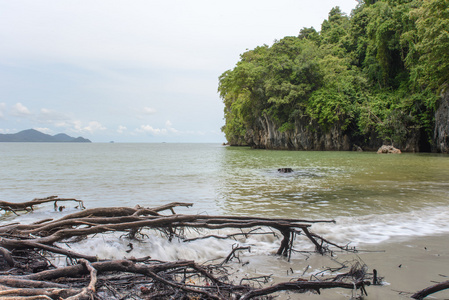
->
278, 168, 294, 173
377, 145, 402, 154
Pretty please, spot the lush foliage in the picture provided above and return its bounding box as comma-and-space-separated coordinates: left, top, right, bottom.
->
218, 0, 448, 148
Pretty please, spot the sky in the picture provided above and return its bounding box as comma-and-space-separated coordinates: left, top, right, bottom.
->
0, 0, 358, 143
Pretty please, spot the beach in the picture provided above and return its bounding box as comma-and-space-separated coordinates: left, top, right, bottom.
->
283, 233, 449, 299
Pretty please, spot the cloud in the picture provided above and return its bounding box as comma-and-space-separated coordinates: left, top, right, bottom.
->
136, 106, 158, 120
86, 121, 106, 133
143, 107, 156, 115
117, 125, 127, 134
10, 104, 107, 135
74, 121, 106, 134
165, 120, 179, 133
36, 108, 106, 134
12, 103, 31, 116
138, 125, 166, 135
137, 120, 179, 136
37, 108, 70, 124
0, 128, 15, 134
34, 127, 53, 134
0, 103, 5, 119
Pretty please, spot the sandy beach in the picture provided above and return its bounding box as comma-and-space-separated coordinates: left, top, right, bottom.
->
278, 233, 449, 299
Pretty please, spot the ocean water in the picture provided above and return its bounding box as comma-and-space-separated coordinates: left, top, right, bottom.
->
1, 143, 449, 261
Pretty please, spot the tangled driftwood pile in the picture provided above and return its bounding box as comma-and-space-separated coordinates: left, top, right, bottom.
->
4, 195, 444, 299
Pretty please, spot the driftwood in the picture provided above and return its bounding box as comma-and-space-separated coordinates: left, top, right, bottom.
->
240, 280, 370, 300
0, 197, 374, 299
411, 280, 449, 299
0, 196, 85, 215
0, 258, 371, 300
0, 199, 334, 259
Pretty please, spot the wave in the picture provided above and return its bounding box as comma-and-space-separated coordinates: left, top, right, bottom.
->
311, 205, 449, 246
3, 204, 449, 264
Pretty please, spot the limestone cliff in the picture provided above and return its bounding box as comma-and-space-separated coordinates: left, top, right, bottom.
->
236, 113, 427, 152
242, 114, 352, 151
434, 90, 449, 153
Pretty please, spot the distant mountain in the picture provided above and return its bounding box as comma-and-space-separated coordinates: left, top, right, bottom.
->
0, 129, 91, 143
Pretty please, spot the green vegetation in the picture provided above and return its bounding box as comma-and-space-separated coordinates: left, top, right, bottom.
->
218, 0, 448, 149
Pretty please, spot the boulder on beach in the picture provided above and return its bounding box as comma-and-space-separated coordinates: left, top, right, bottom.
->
377, 145, 402, 154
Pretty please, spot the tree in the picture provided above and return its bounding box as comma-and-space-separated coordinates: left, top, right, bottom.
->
410, 0, 449, 93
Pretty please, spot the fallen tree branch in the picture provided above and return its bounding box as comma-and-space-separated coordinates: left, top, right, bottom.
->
0, 198, 371, 299
0, 247, 15, 267
65, 259, 97, 300
222, 245, 251, 265
0, 196, 85, 214
0, 277, 69, 289
239, 280, 371, 300
0, 287, 79, 299
411, 280, 449, 299
0, 238, 97, 262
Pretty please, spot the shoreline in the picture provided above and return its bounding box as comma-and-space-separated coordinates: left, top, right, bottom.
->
286, 233, 449, 299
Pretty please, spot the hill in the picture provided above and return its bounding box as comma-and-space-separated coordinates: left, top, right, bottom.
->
218, 1, 449, 153
0, 129, 91, 143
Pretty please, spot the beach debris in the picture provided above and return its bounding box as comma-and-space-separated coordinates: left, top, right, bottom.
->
412, 280, 449, 299
0, 195, 85, 215
0, 197, 373, 299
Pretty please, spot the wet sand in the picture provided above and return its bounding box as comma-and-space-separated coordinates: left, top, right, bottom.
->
269, 234, 449, 299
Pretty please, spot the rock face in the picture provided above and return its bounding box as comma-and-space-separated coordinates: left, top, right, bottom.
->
434, 90, 449, 153
243, 114, 352, 151
229, 91, 449, 152
377, 145, 402, 154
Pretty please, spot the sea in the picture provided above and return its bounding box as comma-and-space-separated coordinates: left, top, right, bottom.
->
1, 143, 449, 278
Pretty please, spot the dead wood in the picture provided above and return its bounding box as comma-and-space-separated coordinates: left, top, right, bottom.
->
58, 201, 193, 220
65, 259, 97, 300
0, 296, 54, 300
222, 245, 251, 265
239, 280, 371, 300
0, 238, 97, 262
0, 196, 85, 214
0, 247, 15, 267
5, 259, 239, 299
0, 277, 69, 289
0, 197, 375, 299
1, 215, 326, 258
0, 287, 79, 299
411, 280, 449, 299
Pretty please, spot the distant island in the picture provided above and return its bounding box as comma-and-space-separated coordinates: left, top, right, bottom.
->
0, 129, 91, 143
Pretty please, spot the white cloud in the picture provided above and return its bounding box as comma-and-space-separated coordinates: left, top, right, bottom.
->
117, 125, 127, 134
0, 1, 357, 72
34, 127, 53, 134
0, 103, 5, 119
143, 107, 156, 115
138, 125, 166, 135
37, 108, 70, 124
137, 121, 180, 136
37, 108, 106, 134
82, 121, 107, 134
12, 103, 31, 116
0, 128, 15, 134
165, 120, 179, 133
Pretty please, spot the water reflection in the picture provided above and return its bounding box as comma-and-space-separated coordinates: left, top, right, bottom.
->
217, 147, 449, 219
